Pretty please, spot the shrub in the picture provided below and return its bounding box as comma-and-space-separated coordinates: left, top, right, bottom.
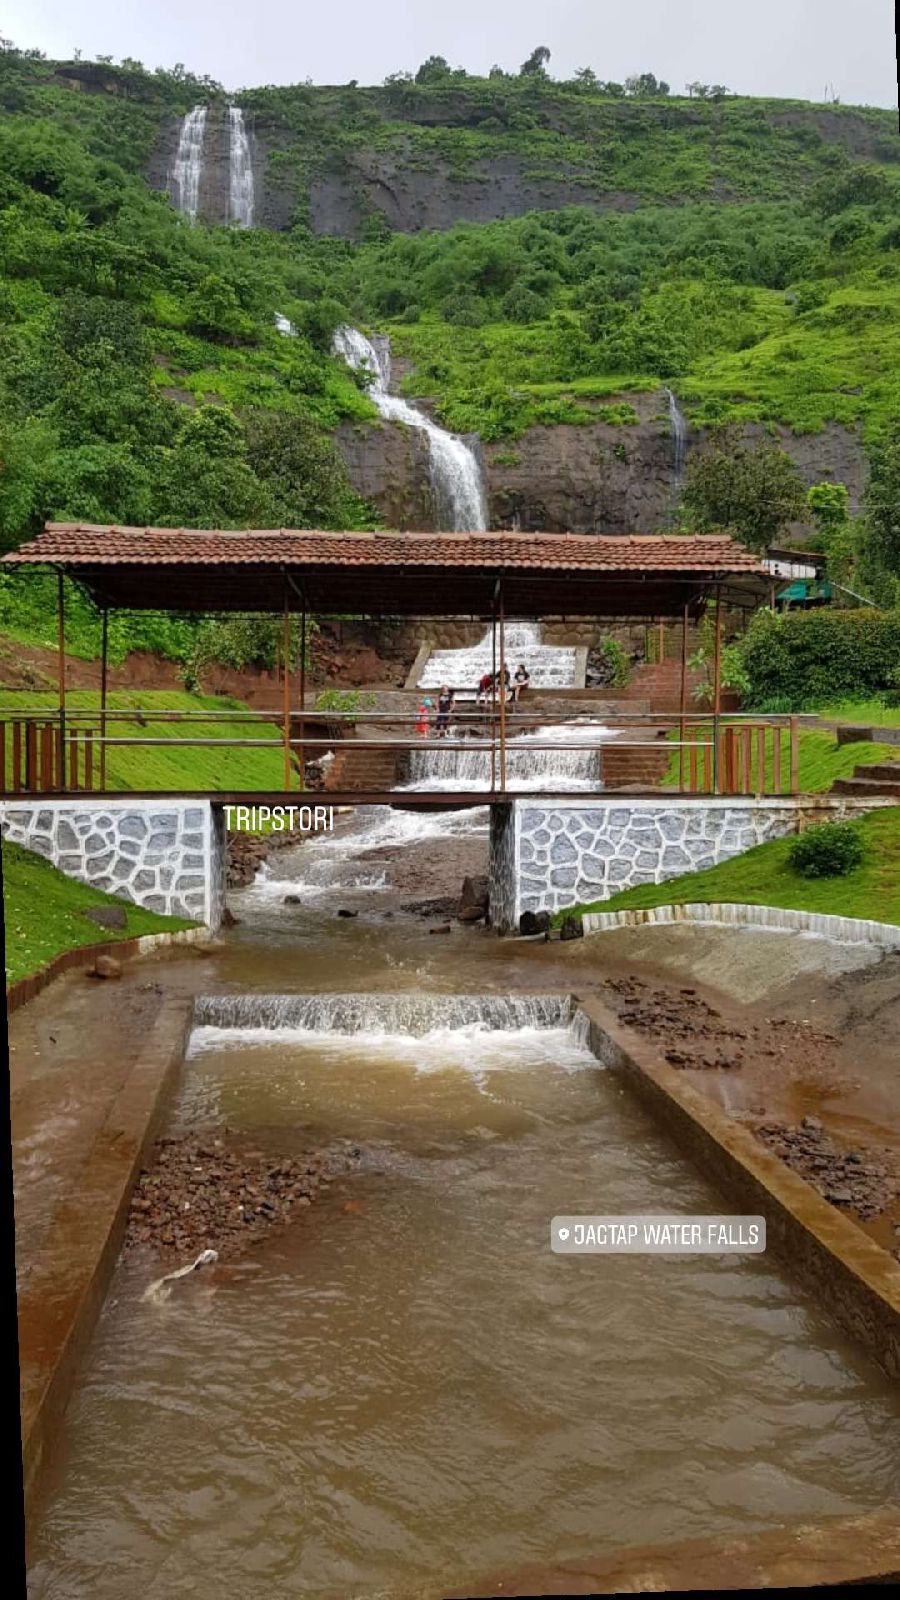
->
788, 821, 866, 879
740, 609, 900, 708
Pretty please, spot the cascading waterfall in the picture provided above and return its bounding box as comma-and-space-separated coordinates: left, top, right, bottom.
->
418, 621, 576, 690
332, 325, 488, 531
227, 105, 254, 227
404, 724, 605, 792
663, 386, 687, 497
192, 991, 581, 1040
170, 105, 207, 220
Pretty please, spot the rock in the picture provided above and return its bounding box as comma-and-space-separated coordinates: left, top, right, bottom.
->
458, 904, 486, 923
283, 894, 303, 905
429, 924, 451, 935
91, 954, 122, 979
460, 874, 489, 913
84, 904, 128, 931
337, 908, 358, 918
221, 906, 239, 927
519, 909, 551, 936
801, 1116, 823, 1131
560, 915, 584, 941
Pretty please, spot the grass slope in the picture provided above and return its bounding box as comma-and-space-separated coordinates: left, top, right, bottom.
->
2, 838, 194, 984
563, 805, 900, 927
662, 726, 900, 791
0, 690, 286, 791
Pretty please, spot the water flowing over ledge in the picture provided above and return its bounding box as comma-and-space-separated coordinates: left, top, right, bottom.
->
332, 325, 488, 531
192, 991, 578, 1036
170, 105, 206, 219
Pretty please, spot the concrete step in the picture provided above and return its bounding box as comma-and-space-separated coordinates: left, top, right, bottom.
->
831, 775, 900, 798
853, 763, 900, 782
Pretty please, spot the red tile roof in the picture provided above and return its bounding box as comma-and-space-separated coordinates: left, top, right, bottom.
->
6, 524, 765, 574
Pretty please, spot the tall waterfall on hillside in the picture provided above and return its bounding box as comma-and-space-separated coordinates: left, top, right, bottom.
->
418, 621, 577, 690
663, 386, 687, 499
332, 326, 488, 531
227, 106, 254, 227
171, 105, 207, 220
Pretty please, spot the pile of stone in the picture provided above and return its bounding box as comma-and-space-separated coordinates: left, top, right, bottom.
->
124, 1132, 361, 1259
603, 975, 748, 1070
226, 826, 313, 888
754, 1117, 898, 1222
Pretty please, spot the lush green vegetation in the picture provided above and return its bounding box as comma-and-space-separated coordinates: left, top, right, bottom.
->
1, 40, 900, 661
788, 818, 866, 877
0, 689, 286, 789
563, 806, 900, 927
738, 609, 900, 707
2, 836, 195, 984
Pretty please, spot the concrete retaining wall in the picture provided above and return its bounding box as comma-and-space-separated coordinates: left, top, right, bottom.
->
0, 799, 227, 929
582, 901, 900, 949
489, 795, 888, 932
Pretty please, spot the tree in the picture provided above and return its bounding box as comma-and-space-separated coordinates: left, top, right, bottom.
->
679, 427, 807, 551
519, 46, 550, 77
807, 482, 857, 587
415, 55, 453, 85
857, 426, 900, 603
625, 73, 669, 97
153, 405, 268, 528
245, 410, 373, 530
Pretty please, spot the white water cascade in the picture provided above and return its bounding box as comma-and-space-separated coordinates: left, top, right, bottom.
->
170, 105, 207, 220
332, 326, 488, 531
193, 992, 576, 1036
663, 386, 687, 498
405, 722, 607, 792
227, 105, 254, 227
418, 620, 576, 690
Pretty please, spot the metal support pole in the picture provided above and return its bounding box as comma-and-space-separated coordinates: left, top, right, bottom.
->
490, 591, 497, 792
282, 587, 292, 791
99, 606, 108, 793
498, 580, 507, 793
679, 602, 688, 793
298, 596, 307, 791
711, 585, 722, 795
57, 572, 67, 793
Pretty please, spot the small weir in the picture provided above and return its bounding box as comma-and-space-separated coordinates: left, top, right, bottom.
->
29, 972, 900, 1599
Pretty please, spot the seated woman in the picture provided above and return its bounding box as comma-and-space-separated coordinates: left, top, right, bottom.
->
513, 663, 530, 702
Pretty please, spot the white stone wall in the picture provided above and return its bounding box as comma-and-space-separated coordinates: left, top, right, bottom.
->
0, 799, 225, 928
490, 796, 883, 932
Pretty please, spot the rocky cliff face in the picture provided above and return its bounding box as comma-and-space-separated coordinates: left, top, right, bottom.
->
335, 388, 866, 535
148, 105, 263, 227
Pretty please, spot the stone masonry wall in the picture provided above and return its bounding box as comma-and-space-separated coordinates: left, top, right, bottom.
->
0, 799, 225, 928
490, 797, 883, 932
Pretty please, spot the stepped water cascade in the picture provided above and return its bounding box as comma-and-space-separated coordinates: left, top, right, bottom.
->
227, 105, 254, 227
170, 105, 207, 219
188, 991, 590, 1069
663, 386, 687, 501
332, 326, 488, 531
405, 723, 606, 791
418, 620, 576, 690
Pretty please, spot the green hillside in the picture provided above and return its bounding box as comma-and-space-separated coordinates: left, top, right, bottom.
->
0, 37, 898, 568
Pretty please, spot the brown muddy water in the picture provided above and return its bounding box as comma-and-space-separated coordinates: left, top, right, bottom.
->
26, 808, 900, 1599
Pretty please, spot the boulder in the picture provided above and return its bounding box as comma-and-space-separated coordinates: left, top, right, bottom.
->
91, 954, 122, 979
519, 909, 551, 936
458, 904, 486, 923
429, 924, 452, 935
283, 894, 303, 905
460, 874, 489, 913
84, 904, 127, 931
560, 915, 584, 941
337, 908, 358, 918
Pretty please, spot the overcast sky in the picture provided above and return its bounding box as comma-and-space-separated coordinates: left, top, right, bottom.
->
5, 0, 898, 106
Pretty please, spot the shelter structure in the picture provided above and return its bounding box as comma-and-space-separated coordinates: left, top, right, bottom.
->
1, 524, 770, 799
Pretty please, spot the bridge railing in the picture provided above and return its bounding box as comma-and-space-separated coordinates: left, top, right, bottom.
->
0, 703, 801, 799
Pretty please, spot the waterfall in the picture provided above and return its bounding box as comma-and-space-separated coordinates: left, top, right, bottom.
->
193, 992, 576, 1035
170, 105, 207, 220
663, 386, 687, 496
274, 312, 296, 336
332, 325, 488, 531
227, 105, 254, 227
418, 621, 576, 690
405, 723, 605, 792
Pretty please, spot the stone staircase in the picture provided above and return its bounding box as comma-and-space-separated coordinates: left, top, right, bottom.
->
603, 658, 706, 713
831, 762, 900, 800
323, 744, 402, 792
600, 741, 671, 790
